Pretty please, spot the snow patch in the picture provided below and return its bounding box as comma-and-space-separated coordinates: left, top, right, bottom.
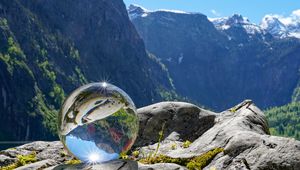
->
289, 32, 300, 39
128, 4, 191, 20
156, 9, 189, 14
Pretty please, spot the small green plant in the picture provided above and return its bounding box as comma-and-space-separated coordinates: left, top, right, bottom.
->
120, 151, 129, 160
229, 107, 237, 113
154, 122, 165, 157
132, 150, 140, 158
60, 150, 68, 157
182, 140, 192, 148
171, 143, 177, 150
65, 158, 81, 165
139, 122, 166, 163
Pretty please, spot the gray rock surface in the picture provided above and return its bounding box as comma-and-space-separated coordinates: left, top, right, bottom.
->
15, 159, 57, 170
0, 154, 16, 167
135, 102, 216, 146
1, 101, 300, 170
137, 100, 300, 170
46, 160, 138, 170
138, 162, 187, 170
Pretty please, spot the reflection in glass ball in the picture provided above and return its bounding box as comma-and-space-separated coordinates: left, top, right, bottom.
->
58, 82, 139, 163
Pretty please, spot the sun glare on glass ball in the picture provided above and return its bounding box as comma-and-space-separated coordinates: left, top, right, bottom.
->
102, 82, 108, 87
88, 153, 101, 163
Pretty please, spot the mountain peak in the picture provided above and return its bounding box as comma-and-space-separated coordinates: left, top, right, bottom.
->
227, 14, 250, 24
128, 4, 191, 20
128, 4, 148, 13
128, 4, 149, 19
260, 15, 288, 38
260, 13, 300, 39
210, 14, 263, 35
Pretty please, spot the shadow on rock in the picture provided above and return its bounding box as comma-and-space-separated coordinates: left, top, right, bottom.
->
49, 160, 138, 170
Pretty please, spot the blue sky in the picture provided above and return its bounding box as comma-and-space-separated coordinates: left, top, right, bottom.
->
123, 0, 300, 24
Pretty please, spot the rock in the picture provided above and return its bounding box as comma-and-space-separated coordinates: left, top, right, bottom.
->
139, 101, 300, 170
0, 141, 72, 169
1, 101, 300, 170
46, 160, 138, 170
135, 102, 216, 146
15, 159, 57, 170
138, 162, 187, 170
0, 154, 16, 167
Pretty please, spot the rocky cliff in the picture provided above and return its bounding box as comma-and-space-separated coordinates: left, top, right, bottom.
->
1, 101, 299, 170
0, 0, 174, 142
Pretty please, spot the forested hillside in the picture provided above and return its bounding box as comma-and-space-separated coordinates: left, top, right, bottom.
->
265, 102, 300, 140
0, 0, 174, 142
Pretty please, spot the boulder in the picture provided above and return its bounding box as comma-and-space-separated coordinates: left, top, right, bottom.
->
135, 102, 216, 146
137, 100, 300, 170
0, 101, 299, 170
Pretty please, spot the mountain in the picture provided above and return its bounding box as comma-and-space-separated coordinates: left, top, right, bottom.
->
129, 4, 300, 111
260, 15, 290, 38
210, 14, 265, 36
260, 10, 300, 39
0, 0, 174, 143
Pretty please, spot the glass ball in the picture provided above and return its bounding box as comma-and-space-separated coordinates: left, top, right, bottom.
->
58, 82, 139, 163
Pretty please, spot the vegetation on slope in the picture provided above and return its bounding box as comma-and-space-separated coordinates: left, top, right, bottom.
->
265, 102, 300, 140
0, 12, 87, 140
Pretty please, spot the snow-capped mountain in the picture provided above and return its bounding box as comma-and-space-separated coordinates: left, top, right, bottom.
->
260, 10, 300, 39
209, 14, 264, 35
260, 15, 289, 38
128, 4, 300, 39
128, 4, 149, 19
128, 4, 190, 20
129, 4, 300, 111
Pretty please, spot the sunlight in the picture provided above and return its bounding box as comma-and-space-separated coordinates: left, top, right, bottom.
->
88, 152, 101, 163
102, 82, 108, 88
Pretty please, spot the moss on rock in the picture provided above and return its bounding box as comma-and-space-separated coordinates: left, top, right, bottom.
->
139, 148, 224, 170
1, 152, 37, 170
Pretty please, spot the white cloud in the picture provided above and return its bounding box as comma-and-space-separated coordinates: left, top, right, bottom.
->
292, 9, 300, 17
263, 9, 300, 26
211, 9, 221, 17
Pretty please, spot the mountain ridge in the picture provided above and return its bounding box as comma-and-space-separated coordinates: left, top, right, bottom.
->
128, 4, 300, 39
129, 4, 300, 111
